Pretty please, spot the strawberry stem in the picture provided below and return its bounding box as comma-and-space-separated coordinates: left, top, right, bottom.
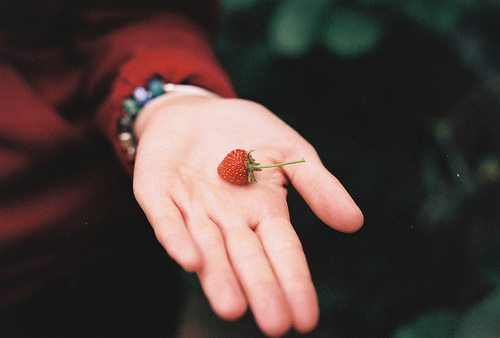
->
251, 158, 305, 169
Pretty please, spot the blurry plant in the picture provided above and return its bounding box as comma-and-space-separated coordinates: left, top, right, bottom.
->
478, 155, 500, 184
222, 0, 498, 59
479, 233, 500, 287
267, 0, 384, 58
456, 288, 500, 337
216, 1, 500, 336
397, 75, 499, 229
393, 310, 461, 338
220, 0, 264, 13
268, 0, 331, 57
395, 289, 500, 338
402, 1, 464, 35
323, 8, 382, 57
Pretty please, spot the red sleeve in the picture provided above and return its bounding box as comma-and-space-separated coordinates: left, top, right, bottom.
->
78, 7, 236, 174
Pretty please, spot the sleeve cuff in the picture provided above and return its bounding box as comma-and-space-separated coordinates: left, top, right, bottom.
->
96, 47, 236, 176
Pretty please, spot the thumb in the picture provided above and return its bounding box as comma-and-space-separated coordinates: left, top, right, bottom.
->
286, 153, 364, 233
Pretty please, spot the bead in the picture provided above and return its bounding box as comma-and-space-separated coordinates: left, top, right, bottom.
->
164, 83, 176, 92
118, 77, 169, 161
133, 86, 150, 105
126, 146, 136, 156
117, 116, 133, 132
118, 132, 134, 149
123, 98, 141, 116
148, 78, 165, 98
125, 146, 136, 161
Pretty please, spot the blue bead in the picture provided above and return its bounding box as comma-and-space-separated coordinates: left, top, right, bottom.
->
148, 78, 165, 98
133, 86, 150, 105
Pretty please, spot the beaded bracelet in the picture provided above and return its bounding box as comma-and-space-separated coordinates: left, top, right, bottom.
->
117, 77, 219, 160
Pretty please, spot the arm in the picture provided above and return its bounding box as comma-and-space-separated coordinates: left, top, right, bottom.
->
82, 3, 362, 335
133, 94, 364, 336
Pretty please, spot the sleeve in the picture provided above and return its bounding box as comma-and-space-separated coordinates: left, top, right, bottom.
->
77, 2, 236, 174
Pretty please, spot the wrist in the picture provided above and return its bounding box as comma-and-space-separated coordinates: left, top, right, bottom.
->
134, 94, 214, 139
116, 79, 220, 160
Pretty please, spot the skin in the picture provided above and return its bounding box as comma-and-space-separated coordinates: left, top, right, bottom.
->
133, 95, 364, 337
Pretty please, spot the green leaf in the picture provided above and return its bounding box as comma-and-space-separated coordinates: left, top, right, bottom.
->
456, 289, 500, 337
268, 0, 332, 57
221, 0, 263, 13
478, 233, 500, 286
403, 1, 461, 35
393, 310, 461, 338
323, 8, 382, 58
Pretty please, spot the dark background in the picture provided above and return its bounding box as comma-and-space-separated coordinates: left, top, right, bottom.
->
181, 1, 500, 337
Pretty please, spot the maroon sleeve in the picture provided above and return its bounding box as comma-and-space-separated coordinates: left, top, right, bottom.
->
77, 6, 237, 174
0, 2, 236, 306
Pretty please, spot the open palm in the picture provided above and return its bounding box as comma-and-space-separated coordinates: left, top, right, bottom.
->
133, 96, 363, 336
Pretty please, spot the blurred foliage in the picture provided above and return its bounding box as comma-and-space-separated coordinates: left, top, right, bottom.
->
323, 7, 382, 57
394, 310, 461, 338
213, 0, 500, 336
395, 289, 500, 338
221, 0, 499, 60
456, 288, 500, 337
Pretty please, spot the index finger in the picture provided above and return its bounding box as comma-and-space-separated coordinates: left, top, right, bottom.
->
133, 162, 203, 272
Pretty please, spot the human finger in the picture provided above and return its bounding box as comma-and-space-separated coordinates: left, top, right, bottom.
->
255, 218, 319, 333
182, 205, 247, 320
222, 225, 293, 337
285, 146, 364, 233
133, 167, 203, 271
142, 197, 203, 272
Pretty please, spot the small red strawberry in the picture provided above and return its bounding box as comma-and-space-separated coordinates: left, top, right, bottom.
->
217, 149, 305, 185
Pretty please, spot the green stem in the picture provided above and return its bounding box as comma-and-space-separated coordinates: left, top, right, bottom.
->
252, 158, 305, 169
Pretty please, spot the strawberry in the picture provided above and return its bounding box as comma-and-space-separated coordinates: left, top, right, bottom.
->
217, 149, 305, 185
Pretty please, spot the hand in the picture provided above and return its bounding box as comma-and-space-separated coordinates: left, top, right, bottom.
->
133, 96, 363, 337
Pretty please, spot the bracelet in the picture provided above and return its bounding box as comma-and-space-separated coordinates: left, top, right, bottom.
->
117, 77, 219, 160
